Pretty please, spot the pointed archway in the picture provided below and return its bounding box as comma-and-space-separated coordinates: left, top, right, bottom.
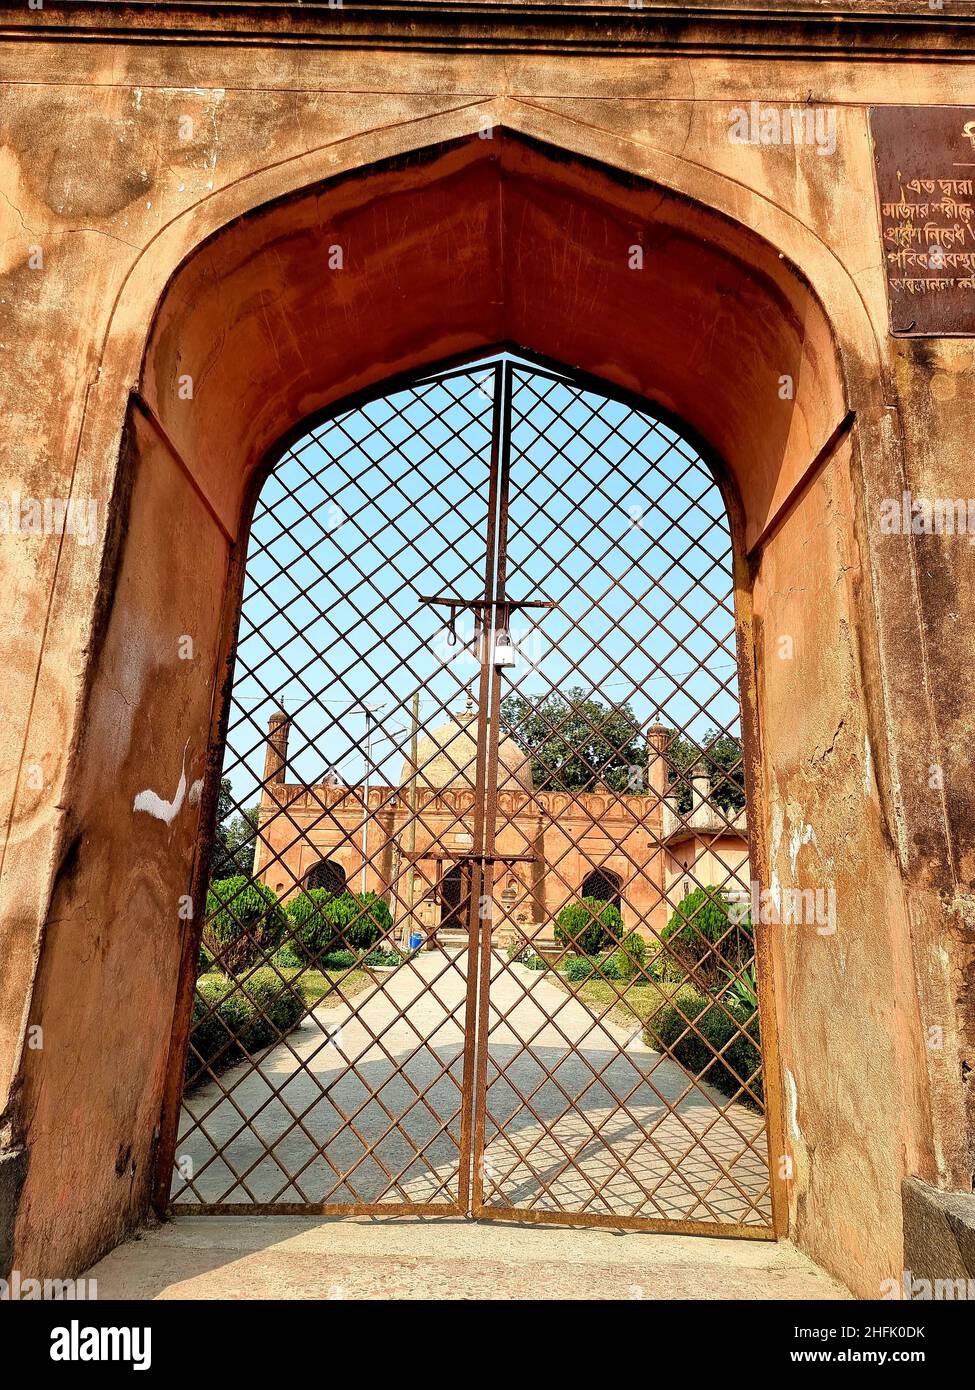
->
8, 128, 943, 1297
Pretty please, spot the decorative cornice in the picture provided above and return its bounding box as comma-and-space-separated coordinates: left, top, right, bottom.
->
4, 0, 975, 59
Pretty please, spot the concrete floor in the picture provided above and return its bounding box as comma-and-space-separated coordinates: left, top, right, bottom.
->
175, 949, 770, 1225
86, 1215, 850, 1300
121, 947, 827, 1299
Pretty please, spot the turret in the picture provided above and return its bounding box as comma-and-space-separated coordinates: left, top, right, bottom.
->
263, 708, 291, 789
645, 722, 670, 800
690, 759, 712, 813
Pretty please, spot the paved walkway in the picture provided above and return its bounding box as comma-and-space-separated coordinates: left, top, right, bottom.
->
175, 949, 770, 1226
86, 1214, 848, 1300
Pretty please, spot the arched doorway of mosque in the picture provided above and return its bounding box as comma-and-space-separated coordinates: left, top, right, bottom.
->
167, 351, 770, 1234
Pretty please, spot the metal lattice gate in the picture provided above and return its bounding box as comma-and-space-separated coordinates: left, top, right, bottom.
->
163, 353, 774, 1235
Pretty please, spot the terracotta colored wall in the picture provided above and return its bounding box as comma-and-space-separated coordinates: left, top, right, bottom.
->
0, 18, 971, 1298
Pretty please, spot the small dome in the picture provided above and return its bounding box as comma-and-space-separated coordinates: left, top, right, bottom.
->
399, 711, 533, 794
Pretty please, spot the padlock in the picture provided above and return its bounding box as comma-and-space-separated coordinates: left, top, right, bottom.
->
493, 630, 516, 667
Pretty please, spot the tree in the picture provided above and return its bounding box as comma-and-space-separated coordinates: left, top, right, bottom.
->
500, 687, 646, 793
203, 875, 289, 974
209, 777, 261, 881
554, 897, 624, 956
666, 729, 745, 815
662, 883, 753, 987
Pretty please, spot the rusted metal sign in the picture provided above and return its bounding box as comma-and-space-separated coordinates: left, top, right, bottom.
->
870, 105, 975, 336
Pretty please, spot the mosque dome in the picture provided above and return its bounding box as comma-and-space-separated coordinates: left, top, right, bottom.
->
399, 709, 534, 794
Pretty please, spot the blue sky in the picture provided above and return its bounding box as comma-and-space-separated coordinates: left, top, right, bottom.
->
221, 353, 739, 808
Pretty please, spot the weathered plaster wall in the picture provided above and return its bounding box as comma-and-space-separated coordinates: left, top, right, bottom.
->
0, 18, 971, 1296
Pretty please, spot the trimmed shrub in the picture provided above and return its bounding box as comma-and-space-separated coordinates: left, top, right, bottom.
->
286, 887, 340, 961
187, 968, 304, 1086
286, 888, 393, 962
198, 939, 214, 973
555, 896, 624, 956
564, 954, 595, 983
344, 891, 393, 951
645, 987, 762, 1105
662, 885, 752, 986
613, 930, 647, 982
203, 876, 288, 974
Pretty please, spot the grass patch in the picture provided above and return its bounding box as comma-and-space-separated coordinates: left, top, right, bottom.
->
557, 973, 694, 1031
271, 964, 371, 1007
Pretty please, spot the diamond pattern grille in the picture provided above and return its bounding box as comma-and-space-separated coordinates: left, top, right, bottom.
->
167, 354, 772, 1233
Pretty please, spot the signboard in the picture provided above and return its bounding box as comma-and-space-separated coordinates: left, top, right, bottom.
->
870, 105, 975, 336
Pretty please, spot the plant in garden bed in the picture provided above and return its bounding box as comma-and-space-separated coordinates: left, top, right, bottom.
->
203, 876, 289, 974
364, 947, 402, 968
507, 938, 546, 971
285, 887, 393, 963
724, 961, 759, 1013
611, 930, 647, 981
554, 896, 624, 957
661, 884, 752, 989
644, 986, 762, 1106
563, 954, 595, 983
187, 968, 305, 1086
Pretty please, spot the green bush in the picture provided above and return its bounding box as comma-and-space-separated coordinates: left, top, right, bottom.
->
322, 949, 357, 970
286, 887, 340, 960
613, 930, 647, 981
203, 876, 289, 974
600, 955, 621, 981
198, 939, 214, 972
564, 954, 595, 983
555, 896, 624, 956
364, 948, 402, 968
286, 889, 393, 962
647, 950, 688, 984
662, 885, 752, 985
645, 987, 762, 1105
187, 968, 305, 1086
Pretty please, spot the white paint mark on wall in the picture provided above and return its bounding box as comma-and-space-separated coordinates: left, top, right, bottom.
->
863, 733, 873, 796
789, 822, 818, 875
133, 742, 195, 825
785, 1067, 803, 1141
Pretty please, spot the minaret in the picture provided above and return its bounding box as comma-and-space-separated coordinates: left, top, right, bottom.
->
690, 759, 712, 814
263, 708, 291, 788
645, 722, 670, 800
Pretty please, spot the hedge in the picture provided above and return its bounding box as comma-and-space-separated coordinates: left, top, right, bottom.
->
186, 969, 305, 1086
645, 986, 763, 1105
